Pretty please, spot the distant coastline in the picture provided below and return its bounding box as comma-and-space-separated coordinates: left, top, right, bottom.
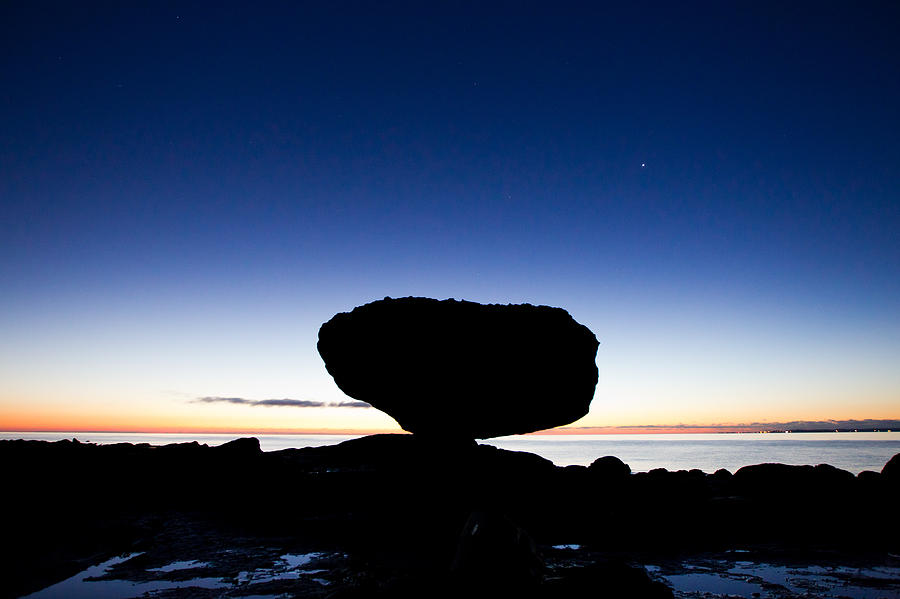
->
750, 428, 894, 433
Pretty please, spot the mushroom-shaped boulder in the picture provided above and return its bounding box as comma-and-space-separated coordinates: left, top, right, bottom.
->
317, 297, 599, 439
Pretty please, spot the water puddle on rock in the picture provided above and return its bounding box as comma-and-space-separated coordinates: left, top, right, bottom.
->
647, 558, 900, 599
23, 549, 343, 599
236, 552, 327, 585
147, 559, 211, 573
22, 553, 149, 599
663, 569, 765, 596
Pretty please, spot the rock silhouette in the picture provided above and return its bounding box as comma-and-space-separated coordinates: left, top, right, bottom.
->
4, 436, 898, 598
317, 297, 600, 439
883, 452, 900, 481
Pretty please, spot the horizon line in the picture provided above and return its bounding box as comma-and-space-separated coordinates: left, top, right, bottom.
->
2, 421, 898, 436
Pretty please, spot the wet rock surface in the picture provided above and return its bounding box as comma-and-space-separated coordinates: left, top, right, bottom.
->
18, 514, 900, 599
317, 297, 600, 439
643, 548, 900, 599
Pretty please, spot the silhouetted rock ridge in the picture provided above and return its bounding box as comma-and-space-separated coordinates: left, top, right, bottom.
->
317, 297, 599, 439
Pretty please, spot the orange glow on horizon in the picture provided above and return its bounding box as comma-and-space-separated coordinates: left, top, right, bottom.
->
4, 406, 898, 437
0, 424, 405, 435
0, 423, 855, 436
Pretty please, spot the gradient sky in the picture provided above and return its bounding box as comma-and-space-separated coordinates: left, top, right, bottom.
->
2, 2, 898, 433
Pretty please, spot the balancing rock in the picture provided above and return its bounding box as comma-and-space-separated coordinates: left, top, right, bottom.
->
317, 297, 599, 439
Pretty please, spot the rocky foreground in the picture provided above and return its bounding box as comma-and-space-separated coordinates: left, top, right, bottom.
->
3, 435, 899, 598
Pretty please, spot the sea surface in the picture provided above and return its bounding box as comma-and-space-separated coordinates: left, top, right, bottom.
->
3, 431, 899, 474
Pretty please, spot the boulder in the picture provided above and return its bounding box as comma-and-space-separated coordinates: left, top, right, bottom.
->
732, 462, 855, 498
317, 297, 599, 439
214, 437, 261, 456
882, 452, 900, 480
588, 455, 631, 479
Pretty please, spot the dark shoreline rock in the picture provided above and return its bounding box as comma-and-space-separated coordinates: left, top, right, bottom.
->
2, 437, 898, 598
317, 297, 600, 439
883, 451, 900, 480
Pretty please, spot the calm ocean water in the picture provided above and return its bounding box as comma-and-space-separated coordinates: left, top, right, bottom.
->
3, 431, 899, 474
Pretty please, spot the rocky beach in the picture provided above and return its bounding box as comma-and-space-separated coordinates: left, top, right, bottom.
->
3, 435, 899, 598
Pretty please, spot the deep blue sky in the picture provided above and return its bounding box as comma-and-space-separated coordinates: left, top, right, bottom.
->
2, 2, 898, 432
